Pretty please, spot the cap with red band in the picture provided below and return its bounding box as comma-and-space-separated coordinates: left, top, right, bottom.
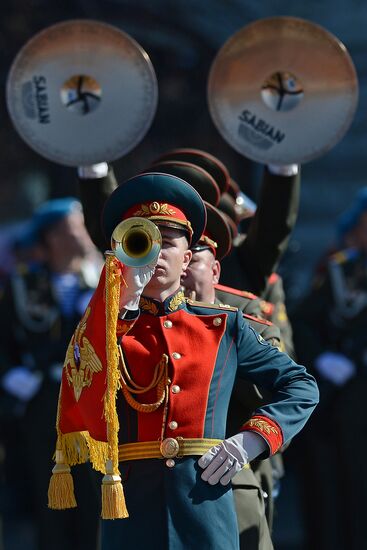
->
102, 172, 206, 247
123, 201, 193, 239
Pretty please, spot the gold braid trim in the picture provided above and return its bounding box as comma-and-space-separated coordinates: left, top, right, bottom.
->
121, 381, 167, 413
119, 350, 169, 413
119, 347, 166, 393
102, 255, 128, 518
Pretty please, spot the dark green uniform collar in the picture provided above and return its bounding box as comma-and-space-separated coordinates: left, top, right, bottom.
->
139, 288, 186, 316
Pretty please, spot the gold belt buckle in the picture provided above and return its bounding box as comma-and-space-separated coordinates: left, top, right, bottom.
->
160, 437, 180, 458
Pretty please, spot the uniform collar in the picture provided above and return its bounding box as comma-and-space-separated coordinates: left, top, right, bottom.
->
139, 288, 186, 316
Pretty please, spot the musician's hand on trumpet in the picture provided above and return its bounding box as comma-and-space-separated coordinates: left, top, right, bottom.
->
110, 217, 162, 318
119, 260, 158, 315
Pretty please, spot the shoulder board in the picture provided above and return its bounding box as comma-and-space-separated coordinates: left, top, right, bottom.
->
214, 283, 259, 300
243, 313, 273, 326
186, 298, 238, 312
329, 248, 359, 265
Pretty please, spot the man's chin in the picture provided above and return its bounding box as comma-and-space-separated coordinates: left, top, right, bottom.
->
146, 273, 168, 289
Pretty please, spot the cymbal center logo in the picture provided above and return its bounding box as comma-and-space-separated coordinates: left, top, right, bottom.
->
60, 75, 102, 115
261, 71, 304, 112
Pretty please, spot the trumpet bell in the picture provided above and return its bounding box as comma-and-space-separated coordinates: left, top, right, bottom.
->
111, 217, 161, 267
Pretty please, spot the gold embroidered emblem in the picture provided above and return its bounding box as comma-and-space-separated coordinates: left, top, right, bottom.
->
168, 290, 185, 312
246, 419, 278, 435
64, 307, 103, 401
139, 296, 159, 316
133, 203, 176, 217
149, 202, 161, 213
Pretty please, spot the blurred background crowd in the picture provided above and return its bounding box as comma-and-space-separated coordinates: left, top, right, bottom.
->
1, 0, 367, 549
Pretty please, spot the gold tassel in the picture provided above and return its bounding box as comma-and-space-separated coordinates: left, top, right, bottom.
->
101, 459, 128, 519
102, 257, 129, 519
48, 450, 77, 509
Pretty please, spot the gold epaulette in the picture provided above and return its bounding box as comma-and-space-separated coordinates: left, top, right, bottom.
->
186, 298, 238, 312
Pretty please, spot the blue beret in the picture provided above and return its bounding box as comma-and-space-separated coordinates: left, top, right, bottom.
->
32, 197, 82, 239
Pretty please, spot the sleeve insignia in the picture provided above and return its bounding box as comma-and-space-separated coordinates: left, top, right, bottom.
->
249, 326, 268, 345
245, 418, 278, 436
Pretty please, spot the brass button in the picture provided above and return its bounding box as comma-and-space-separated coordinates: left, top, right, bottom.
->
166, 459, 175, 468
171, 385, 181, 394
172, 352, 181, 359
213, 317, 222, 326
169, 421, 178, 430
164, 320, 172, 328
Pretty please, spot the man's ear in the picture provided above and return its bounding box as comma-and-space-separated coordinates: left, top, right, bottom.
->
212, 259, 221, 285
182, 249, 192, 271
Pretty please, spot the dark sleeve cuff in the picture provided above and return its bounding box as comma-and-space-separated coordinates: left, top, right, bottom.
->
116, 309, 139, 336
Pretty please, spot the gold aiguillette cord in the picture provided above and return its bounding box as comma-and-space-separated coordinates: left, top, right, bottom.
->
118, 346, 169, 413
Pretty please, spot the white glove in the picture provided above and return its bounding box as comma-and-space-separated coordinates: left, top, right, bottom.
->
198, 431, 267, 486
267, 164, 299, 176
77, 162, 109, 179
314, 351, 356, 386
119, 262, 157, 312
2, 367, 43, 401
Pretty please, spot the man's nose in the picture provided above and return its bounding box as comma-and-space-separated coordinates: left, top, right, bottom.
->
157, 249, 164, 261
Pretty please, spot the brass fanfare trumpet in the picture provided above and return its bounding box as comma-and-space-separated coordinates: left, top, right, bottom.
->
111, 217, 162, 267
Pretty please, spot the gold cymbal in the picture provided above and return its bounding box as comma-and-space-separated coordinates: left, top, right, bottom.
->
6, 20, 158, 166
208, 16, 358, 164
